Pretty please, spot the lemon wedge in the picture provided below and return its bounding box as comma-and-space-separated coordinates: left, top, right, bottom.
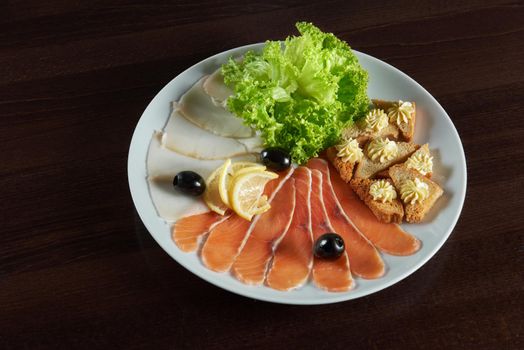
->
229, 169, 278, 221
203, 159, 231, 215
218, 161, 265, 207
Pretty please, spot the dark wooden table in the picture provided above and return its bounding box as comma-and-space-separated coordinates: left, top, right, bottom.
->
1, 1, 523, 349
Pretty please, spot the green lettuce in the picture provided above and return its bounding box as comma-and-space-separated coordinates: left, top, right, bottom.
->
222, 22, 369, 164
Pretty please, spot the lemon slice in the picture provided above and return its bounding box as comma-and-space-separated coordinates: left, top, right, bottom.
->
203, 159, 231, 215
252, 195, 271, 215
218, 161, 265, 207
230, 162, 265, 174
229, 170, 278, 221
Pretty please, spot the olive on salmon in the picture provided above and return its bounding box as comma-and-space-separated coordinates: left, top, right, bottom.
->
260, 147, 291, 172
314, 233, 345, 259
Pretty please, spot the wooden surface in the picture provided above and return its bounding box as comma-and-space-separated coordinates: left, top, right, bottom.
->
1, 1, 523, 349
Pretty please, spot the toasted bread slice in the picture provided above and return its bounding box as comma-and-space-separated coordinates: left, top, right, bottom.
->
366, 143, 431, 179
342, 122, 399, 146
389, 164, 443, 223
326, 147, 355, 182
350, 178, 404, 224
354, 141, 419, 179
404, 143, 432, 178
374, 169, 390, 178
372, 99, 416, 142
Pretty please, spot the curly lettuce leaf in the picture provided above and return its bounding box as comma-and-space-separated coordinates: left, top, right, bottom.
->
222, 22, 369, 164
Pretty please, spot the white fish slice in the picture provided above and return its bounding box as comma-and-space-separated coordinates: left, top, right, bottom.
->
178, 76, 252, 138
236, 135, 264, 154
147, 132, 257, 222
202, 67, 234, 105
161, 103, 262, 160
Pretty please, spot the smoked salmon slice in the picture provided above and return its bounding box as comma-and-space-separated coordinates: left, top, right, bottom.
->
231, 177, 296, 285
172, 211, 229, 252
309, 170, 354, 292
326, 162, 421, 256
200, 169, 293, 272
307, 158, 385, 279
266, 167, 313, 291
201, 214, 251, 272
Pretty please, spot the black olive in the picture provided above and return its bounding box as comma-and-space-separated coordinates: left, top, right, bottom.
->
260, 147, 291, 172
173, 171, 206, 196
314, 233, 345, 259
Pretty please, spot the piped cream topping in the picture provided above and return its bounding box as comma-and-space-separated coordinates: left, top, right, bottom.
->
369, 180, 397, 203
335, 137, 363, 163
406, 153, 433, 175
400, 178, 429, 205
367, 138, 398, 163
365, 109, 389, 132
387, 100, 414, 125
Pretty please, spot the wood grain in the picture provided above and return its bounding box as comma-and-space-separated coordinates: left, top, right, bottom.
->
1, 1, 523, 349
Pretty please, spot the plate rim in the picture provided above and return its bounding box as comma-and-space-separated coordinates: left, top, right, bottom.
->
128, 43, 467, 305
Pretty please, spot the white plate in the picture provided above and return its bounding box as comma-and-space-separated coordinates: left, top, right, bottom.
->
128, 43, 467, 305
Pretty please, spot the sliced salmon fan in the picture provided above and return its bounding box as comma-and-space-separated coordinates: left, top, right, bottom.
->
200, 168, 294, 272
309, 169, 354, 292
266, 167, 313, 291
231, 176, 296, 285
307, 158, 385, 279
171, 159, 421, 292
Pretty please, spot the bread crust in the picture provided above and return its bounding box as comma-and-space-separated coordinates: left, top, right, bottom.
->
326, 147, 355, 182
